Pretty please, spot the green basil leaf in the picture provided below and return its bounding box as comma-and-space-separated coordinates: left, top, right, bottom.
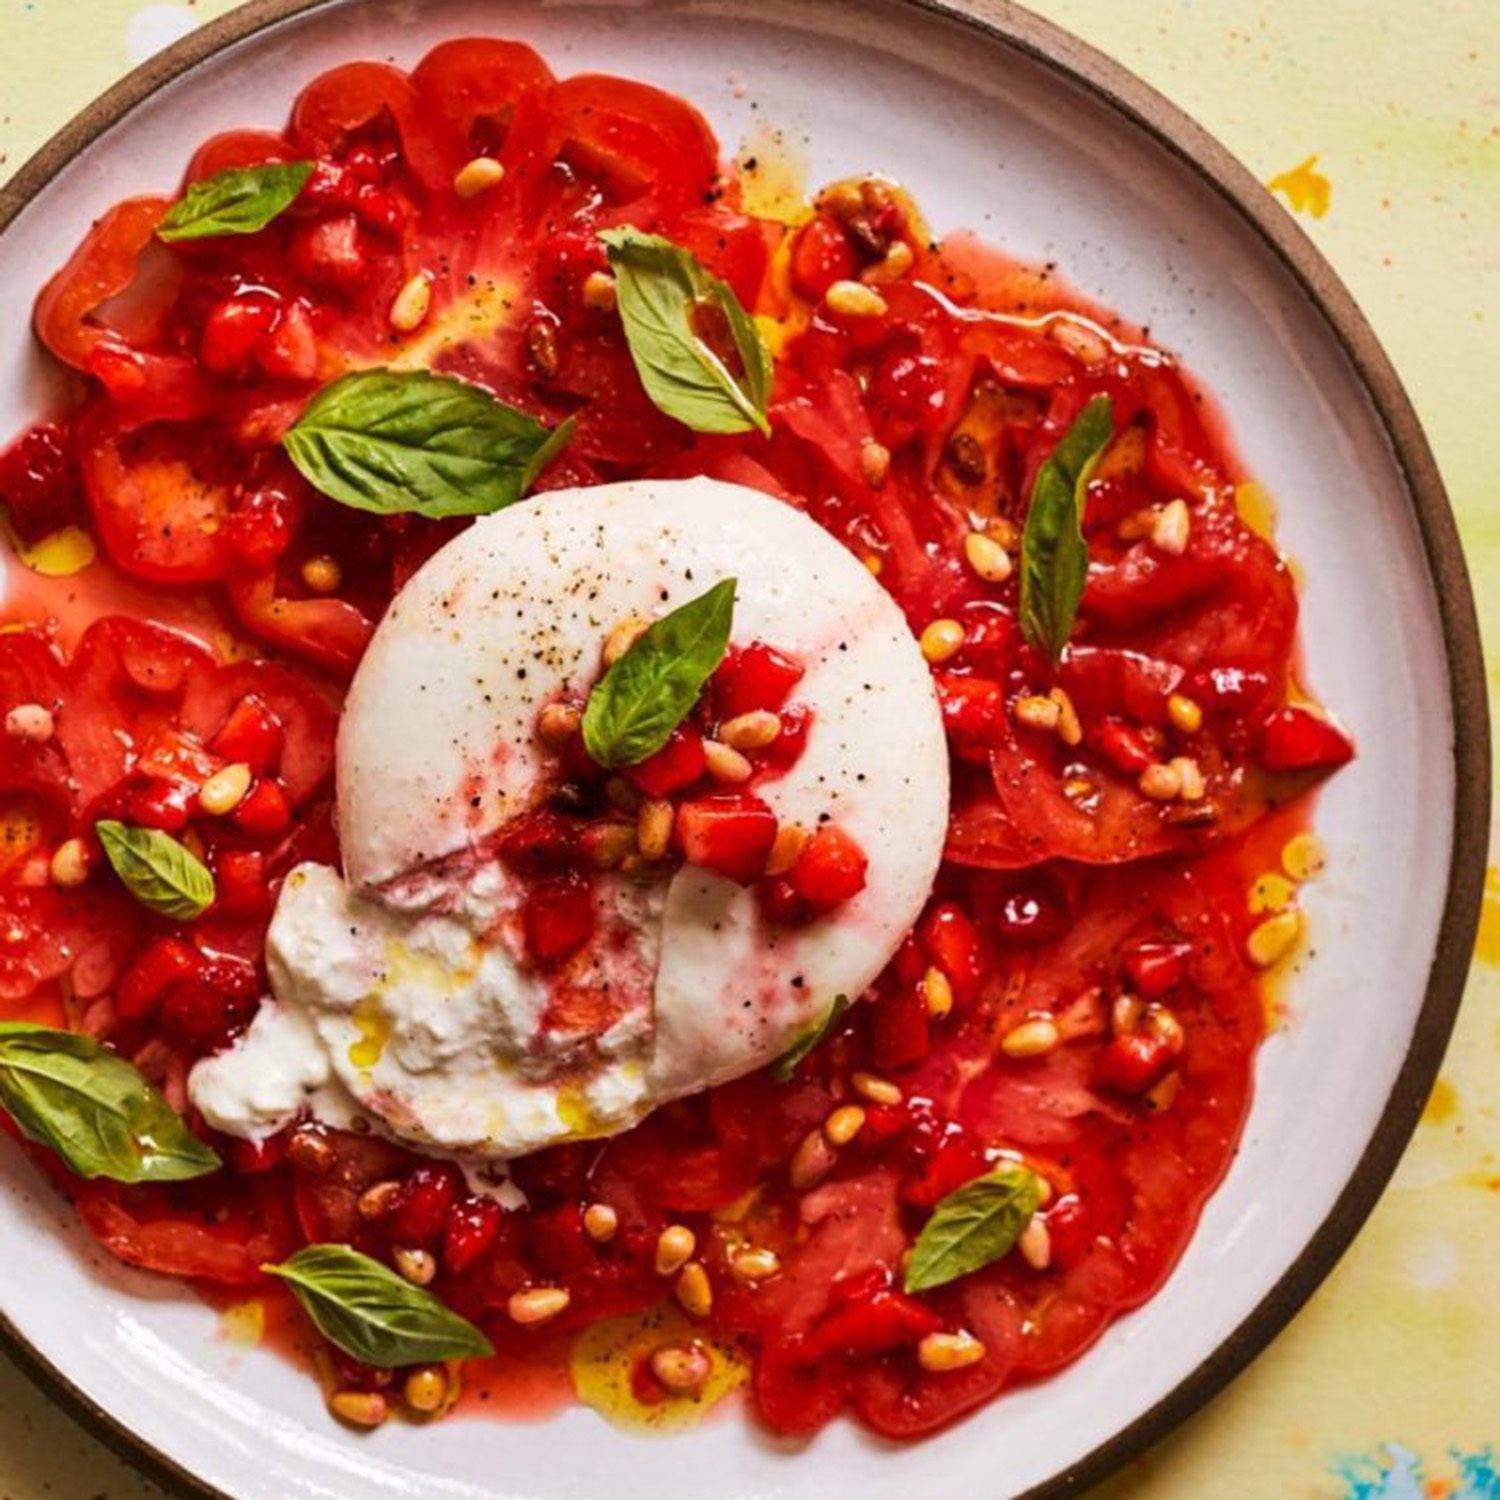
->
96, 819, 214, 920
903, 1163, 1042, 1294
1018, 394, 1114, 662
264, 1244, 494, 1367
581, 578, 736, 769
601, 228, 772, 436
157, 161, 314, 243
0, 1023, 220, 1183
770, 995, 850, 1082
283, 369, 573, 519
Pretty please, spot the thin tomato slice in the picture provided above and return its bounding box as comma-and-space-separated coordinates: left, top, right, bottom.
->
226, 573, 374, 678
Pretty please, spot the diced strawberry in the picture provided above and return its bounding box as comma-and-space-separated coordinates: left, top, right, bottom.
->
713, 641, 806, 719
802, 1287, 943, 1360
756, 701, 813, 774
223, 486, 294, 569
387, 1163, 463, 1249
901, 1124, 987, 1208
525, 1202, 594, 1276
212, 848, 271, 917
231, 777, 291, 835
869, 985, 930, 1071
95, 773, 195, 832
624, 725, 706, 797
919, 901, 984, 1002
788, 215, 859, 302
200, 291, 281, 374
934, 674, 1007, 758
675, 793, 779, 883
523, 872, 596, 964
498, 807, 583, 875
1096, 1031, 1176, 1096
1042, 1193, 1092, 1269
160, 979, 257, 1053
1258, 705, 1355, 772
116, 936, 199, 1020
258, 301, 318, 382
1093, 717, 1156, 775
757, 875, 810, 926
892, 934, 927, 987
352, 182, 404, 238
0, 421, 82, 545
210, 693, 286, 772
291, 215, 367, 293
994, 878, 1069, 946
788, 825, 868, 905
442, 1196, 505, 1277
1123, 940, 1190, 998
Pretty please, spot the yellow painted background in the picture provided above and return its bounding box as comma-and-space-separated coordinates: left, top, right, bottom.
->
0, 2, 1494, 1495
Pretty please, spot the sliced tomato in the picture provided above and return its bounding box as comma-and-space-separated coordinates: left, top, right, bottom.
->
226, 572, 374, 678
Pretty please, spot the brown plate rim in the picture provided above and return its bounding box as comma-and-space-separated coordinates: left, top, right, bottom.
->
0, 2, 1489, 1498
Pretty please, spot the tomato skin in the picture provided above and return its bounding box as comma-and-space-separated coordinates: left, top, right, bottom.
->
789, 215, 858, 301
1258, 705, 1355, 771
0, 421, 84, 544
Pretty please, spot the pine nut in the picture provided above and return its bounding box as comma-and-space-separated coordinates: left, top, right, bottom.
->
1001, 1017, 1060, 1058
917, 1330, 986, 1372
49, 837, 91, 889
1138, 762, 1183, 801
508, 1286, 570, 1325
393, 1247, 436, 1287
582, 821, 636, 869
674, 1260, 713, 1317
650, 1343, 712, 1393
453, 156, 505, 198
851, 1071, 902, 1106
860, 439, 891, 488
300, 555, 342, 594
920, 619, 965, 664
1145, 1004, 1186, 1053
389, 272, 433, 333
537, 701, 581, 747
1047, 317, 1110, 367
403, 1366, 448, 1413
825, 279, 888, 318
655, 1224, 696, 1276
1049, 687, 1083, 747
581, 271, 617, 311
1152, 499, 1191, 555
1247, 908, 1302, 968
356, 1180, 401, 1220
1112, 993, 1144, 1033
789, 1128, 836, 1190
637, 799, 675, 860
863, 239, 914, 283
824, 1104, 866, 1146
964, 531, 1012, 584
1014, 694, 1062, 732
603, 616, 649, 666
583, 1202, 619, 1242
329, 1390, 388, 1426
720, 710, 781, 751
1018, 1214, 1052, 1270
922, 966, 954, 1020
730, 1248, 781, 1283
5, 703, 54, 742
764, 822, 809, 876
1282, 832, 1326, 881
818, 181, 865, 219
198, 762, 252, 817
1168, 692, 1203, 734
1170, 756, 1205, 802
703, 739, 752, 783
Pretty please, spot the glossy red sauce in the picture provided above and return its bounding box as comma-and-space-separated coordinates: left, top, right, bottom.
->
0, 38, 1353, 1439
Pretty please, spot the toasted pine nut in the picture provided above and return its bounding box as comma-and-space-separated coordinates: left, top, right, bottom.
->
637, 799, 675, 860
1167, 692, 1203, 734
453, 156, 505, 198
730, 1248, 782, 1283
329, 1390, 388, 1427
650, 1343, 712, 1393
403, 1366, 448, 1414
1281, 832, 1326, 881
389, 272, 433, 334
1152, 499, 1191, 555
720, 710, 781, 752
824, 1104, 866, 1147
918, 1330, 986, 1372
582, 270, 617, 311
764, 822, 809, 876
863, 239, 914, 283
1047, 317, 1110, 366
964, 531, 1012, 584
198, 762, 252, 817
818, 181, 865, 219
603, 616, 649, 666
49, 837, 91, 889
851, 1071, 902, 1106
508, 1286, 570, 1325
789, 1128, 836, 1190
1170, 755, 1205, 802
1145, 1004, 1186, 1054
356, 1180, 401, 1220
1247, 908, 1303, 968
1001, 1017, 1060, 1058
5, 703, 54, 742
1014, 694, 1062, 732
1112, 993, 1144, 1033
703, 739, 753, 783
655, 1224, 696, 1276
582, 821, 636, 869
825, 279, 888, 318
393, 1247, 436, 1287
675, 1260, 713, 1317
300, 555, 342, 594
920, 619, 965, 664
922, 966, 954, 1020
1049, 687, 1083, 747
1018, 1214, 1052, 1270
537, 701, 581, 747
583, 1202, 619, 1243
1138, 762, 1183, 801
860, 439, 892, 488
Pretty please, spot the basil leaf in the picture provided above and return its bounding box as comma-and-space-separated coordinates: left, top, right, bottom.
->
264, 1244, 494, 1367
157, 161, 314, 243
1018, 394, 1114, 662
283, 369, 573, 519
96, 820, 214, 920
0, 1023, 220, 1183
582, 578, 736, 769
601, 228, 772, 436
770, 995, 850, 1082
903, 1163, 1042, 1294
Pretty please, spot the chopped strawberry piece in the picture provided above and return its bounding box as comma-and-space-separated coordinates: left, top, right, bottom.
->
788, 215, 859, 302
901, 1124, 987, 1208
225, 1132, 288, 1175
1258, 705, 1355, 772
934, 674, 1007, 757
231, 776, 291, 834
802, 1286, 943, 1360
787, 825, 868, 905
387, 1163, 463, 1249
442, 1196, 505, 1277
258, 301, 318, 382
869, 985, 930, 1071
116, 936, 199, 1020
1123, 940, 1190, 998
919, 901, 984, 1002
757, 875, 810, 926
95, 773, 195, 832
161, 979, 257, 1053
1096, 1031, 1176, 1096
0, 421, 82, 545
291, 214, 367, 293
624, 725, 706, 797
212, 849, 270, 917
497, 808, 582, 874
1093, 717, 1156, 775
210, 693, 286, 772
756, 701, 813, 774
523, 872, 596, 964
713, 641, 806, 718
675, 792, 778, 883
199, 291, 281, 374
1042, 1193, 1092, 1269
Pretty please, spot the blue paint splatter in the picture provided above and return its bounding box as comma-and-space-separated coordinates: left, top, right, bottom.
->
1455, 1447, 1500, 1500
1331, 1445, 1500, 1500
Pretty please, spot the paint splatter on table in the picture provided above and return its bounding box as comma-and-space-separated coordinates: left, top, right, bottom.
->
0, 0, 1495, 1495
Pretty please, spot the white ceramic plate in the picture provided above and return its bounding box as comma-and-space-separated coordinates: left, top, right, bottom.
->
0, 2, 1487, 1498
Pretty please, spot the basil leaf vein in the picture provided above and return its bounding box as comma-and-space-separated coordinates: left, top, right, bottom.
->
283, 368, 573, 519
264, 1244, 494, 1367
582, 578, 737, 769
903, 1163, 1042, 1293
601, 228, 772, 436
96, 819, 214, 920
0, 1023, 220, 1183
1018, 393, 1114, 662
157, 161, 314, 243
770, 995, 850, 1082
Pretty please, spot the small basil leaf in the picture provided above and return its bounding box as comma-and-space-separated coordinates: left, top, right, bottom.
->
770, 995, 850, 1082
96, 819, 214, 920
283, 368, 573, 519
903, 1163, 1042, 1294
582, 578, 736, 769
264, 1244, 494, 1367
0, 1023, 220, 1183
157, 161, 314, 243
1018, 394, 1114, 662
601, 228, 772, 436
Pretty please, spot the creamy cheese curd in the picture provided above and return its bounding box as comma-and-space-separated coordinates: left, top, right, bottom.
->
190, 478, 948, 1159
